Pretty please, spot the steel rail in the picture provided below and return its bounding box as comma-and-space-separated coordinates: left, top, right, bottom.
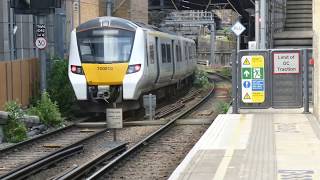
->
87, 87, 214, 180
54, 143, 127, 180
0, 127, 107, 180
1, 145, 84, 180
0, 117, 90, 154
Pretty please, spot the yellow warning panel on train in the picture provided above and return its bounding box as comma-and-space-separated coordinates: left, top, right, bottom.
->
241, 55, 265, 103
82, 63, 129, 85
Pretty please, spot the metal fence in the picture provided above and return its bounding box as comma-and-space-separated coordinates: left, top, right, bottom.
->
268, 0, 287, 48
233, 48, 312, 112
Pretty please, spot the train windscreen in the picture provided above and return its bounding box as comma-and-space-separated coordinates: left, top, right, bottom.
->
77, 28, 135, 63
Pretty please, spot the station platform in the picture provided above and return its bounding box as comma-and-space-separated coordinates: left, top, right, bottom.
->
169, 110, 320, 180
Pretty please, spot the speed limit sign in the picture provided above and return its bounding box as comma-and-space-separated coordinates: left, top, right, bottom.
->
35, 37, 47, 49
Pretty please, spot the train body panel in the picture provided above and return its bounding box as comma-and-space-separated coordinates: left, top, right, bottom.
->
68, 30, 87, 100
68, 16, 197, 112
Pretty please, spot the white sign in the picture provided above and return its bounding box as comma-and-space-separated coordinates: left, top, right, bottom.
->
273, 52, 300, 74
106, 108, 123, 129
231, 21, 246, 36
35, 37, 47, 49
248, 41, 257, 50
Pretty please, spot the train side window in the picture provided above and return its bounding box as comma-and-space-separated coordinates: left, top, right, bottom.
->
166, 44, 171, 63
149, 44, 155, 64
176, 45, 180, 62
185, 46, 188, 61
161, 44, 167, 63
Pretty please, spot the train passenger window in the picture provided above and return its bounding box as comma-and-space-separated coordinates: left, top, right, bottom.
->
175, 45, 180, 62
189, 46, 192, 60
149, 44, 155, 64
166, 44, 171, 63
185, 46, 188, 61
161, 44, 167, 63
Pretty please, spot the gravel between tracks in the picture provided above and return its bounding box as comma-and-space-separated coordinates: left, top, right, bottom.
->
27, 126, 161, 180
101, 125, 208, 180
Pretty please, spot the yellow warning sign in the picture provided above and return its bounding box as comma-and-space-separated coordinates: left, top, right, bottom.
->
243, 58, 250, 65
252, 92, 265, 103
252, 56, 264, 68
244, 93, 251, 100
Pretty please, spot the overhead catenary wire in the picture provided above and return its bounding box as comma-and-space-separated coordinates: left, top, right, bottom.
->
170, 0, 179, 10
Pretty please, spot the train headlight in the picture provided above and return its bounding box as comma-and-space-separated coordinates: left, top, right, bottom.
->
126, 64, 141, 74
71, 65, 83, 75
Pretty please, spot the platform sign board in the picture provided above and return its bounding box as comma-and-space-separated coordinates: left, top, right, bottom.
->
106, 108, 123, 129
273, 52, 300, 74
241, 55, 265, 103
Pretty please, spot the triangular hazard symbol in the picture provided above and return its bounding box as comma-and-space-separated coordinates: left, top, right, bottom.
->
243, 58, 250, 65
244, 93, 251, 99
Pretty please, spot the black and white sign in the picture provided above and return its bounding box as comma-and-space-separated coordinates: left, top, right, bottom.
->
106, 108, 123, 129
231, 21, 246, 36
35, 37, 47, 49
36, 24, 46, 37
273, 52, 300, 74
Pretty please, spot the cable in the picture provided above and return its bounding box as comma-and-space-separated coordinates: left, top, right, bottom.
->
205, 0, 212, 11
226, 0, 241, 16
170, 0, 179, 10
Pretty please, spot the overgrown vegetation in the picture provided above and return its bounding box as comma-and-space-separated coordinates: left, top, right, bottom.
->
219, 67, 231, 77
4, 101, 27, 143
217, 102, 230, 114
28, 92, 63, 127
47, 59, 75, 117
194, 70, 212, 89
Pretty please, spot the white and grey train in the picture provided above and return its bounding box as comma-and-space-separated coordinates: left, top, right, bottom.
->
68, 17, 197, 112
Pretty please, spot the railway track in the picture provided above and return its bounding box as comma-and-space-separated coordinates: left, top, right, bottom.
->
85, 74, 231, 180
50, 85, 216, 180
0, 73, 230, 180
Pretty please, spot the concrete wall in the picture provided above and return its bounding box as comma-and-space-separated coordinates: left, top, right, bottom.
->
313, 0, 320, 118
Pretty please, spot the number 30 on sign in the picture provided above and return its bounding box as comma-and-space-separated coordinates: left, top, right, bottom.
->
35, 37, 47, 49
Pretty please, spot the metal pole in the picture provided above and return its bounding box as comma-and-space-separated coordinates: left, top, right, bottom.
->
232, 35, 239, 114
113, 102, 117, 141
303, 49, 309, 113
210, 23, 216, 65
149, 94, 152, 121
38, 15, 47, 93
255, 0, 260, 49
260, 0, 266, 49
107, 0, 112, 16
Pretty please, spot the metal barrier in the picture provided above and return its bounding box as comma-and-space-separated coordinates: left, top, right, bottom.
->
232, 49, 312, 112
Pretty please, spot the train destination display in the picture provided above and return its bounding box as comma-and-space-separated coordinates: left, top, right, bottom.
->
241, 55, 265, 103
273, 52, 300, 74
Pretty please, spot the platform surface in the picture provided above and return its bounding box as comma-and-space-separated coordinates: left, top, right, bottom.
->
169, 113, 320, 180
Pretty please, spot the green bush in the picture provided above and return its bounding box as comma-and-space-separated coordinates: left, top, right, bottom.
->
194, 70, 211, 89
220, 67, 231, 77
47, 59, 75, 117
4, 101, 27, 143
217, 102, 230, 114
28, 92, 63, 127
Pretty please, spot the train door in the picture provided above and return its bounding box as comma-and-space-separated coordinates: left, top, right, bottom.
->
146, 34, 157, 85
155, 37, 160, 83
157, 38, 174, 84
171, 40, 175, 80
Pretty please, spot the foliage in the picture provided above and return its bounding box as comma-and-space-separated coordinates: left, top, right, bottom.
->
4, 101, 27, 143
219, 67, 232, 77
47, 59, 76, 117
217, 102, 230, 114
28, 92, 63, 127
194, 70, 211, 89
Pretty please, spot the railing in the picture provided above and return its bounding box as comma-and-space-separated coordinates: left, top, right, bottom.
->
269, 0, 287, 48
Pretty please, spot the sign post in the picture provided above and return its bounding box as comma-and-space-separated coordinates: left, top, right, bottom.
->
241, 56, 265, 103
106, 106, 123, 142
231, 21, 246, 113
36, 16, 47, 92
